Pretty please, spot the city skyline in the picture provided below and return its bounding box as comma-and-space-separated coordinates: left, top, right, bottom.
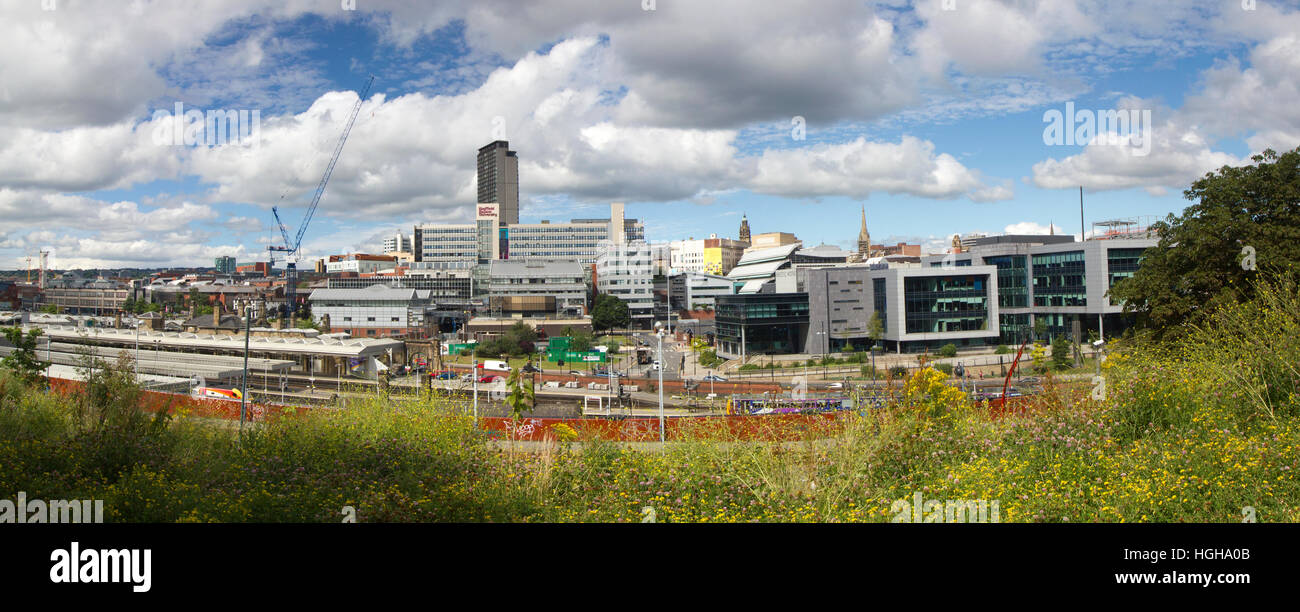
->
2, 1, 1298, 270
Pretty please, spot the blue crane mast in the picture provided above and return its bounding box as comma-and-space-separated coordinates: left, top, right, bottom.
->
268, 75, 375, 322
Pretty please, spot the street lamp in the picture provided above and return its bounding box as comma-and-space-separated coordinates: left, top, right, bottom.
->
239, 305, 251, 433
655, 322, 666, 443
471, 345, 478, 427
134, 321, 140, 382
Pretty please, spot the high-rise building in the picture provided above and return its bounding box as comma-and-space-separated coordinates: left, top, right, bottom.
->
476, 140, 519, 225
596, 240, 656, 327
382, 231, 412, 255
214, 256, 236, 274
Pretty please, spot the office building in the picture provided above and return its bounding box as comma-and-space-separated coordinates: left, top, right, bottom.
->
669, 271, 735, 311
213, 256, 236, 274
308, 285, 437, 338
487, 259, 588, 315
714, 293, 810, 359
805, 265, 1000, 354
326, 271, 472, 300
381, 232, 413, 255
595, 240, 656, 327
477, 140, 519, 225
670, 235, 748, 276
324, 254, 397, 275
920, 234, 1157, 343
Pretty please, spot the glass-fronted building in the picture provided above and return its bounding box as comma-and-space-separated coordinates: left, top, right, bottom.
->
715, 293, 810, 359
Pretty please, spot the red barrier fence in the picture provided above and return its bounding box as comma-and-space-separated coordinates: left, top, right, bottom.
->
47, 378, 298, 423
479, 412, 847, 442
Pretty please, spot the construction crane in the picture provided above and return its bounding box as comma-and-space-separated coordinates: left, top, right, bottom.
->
268, 75, 374, 322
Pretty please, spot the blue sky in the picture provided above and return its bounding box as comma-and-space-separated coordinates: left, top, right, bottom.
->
1, 0, 1298, 269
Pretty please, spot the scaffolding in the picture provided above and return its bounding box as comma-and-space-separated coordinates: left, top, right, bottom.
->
1090, 216, 1157, 240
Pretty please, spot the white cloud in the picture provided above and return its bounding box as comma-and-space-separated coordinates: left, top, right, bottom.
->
747, 136, 1008, 201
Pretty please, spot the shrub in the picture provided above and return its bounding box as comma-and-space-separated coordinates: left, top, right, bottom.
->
934, 363, 953, 375
939, 343, 958, 358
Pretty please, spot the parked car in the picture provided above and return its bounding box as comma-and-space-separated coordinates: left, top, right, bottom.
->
479, 375, 504, 383
568, 370, 583, 376
521, 364, 541, 373
433, 370, 458, 380
702, 374, 727, 382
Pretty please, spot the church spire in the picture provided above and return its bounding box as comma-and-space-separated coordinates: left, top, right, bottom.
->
857, 205, 872, 256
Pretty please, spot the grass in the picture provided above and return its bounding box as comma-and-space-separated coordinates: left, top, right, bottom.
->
2, 276, 1299, 523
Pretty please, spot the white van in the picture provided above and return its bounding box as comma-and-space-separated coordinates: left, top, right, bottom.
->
479, 360, 511, 373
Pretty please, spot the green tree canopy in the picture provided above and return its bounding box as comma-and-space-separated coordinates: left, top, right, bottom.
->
1, 327, 49, 386
592, 294, 630, 331
1110, 147, 1300, 338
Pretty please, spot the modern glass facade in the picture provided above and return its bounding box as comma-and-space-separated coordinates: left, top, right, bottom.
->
715, 293, 809, 357
1106, 247, 1146, 305
872, 277, 887, 329
903, 275, 989, 334
984, 254, 1028, 308
999, 312, 1031, 344
1032, 250, 1087, 307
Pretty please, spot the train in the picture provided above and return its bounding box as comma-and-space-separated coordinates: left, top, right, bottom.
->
726, 395, 851, 416
192, 386, 243, 400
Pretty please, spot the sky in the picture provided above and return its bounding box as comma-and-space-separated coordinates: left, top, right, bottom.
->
1, 0, 1298, 271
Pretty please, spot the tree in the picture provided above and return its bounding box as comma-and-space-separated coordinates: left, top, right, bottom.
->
1, 327, 49, 386
1030, 343, 1048, 374
1051, 335, 1072, 371
503, 368, 535, 449
592, 294, 630, 331
866, 311, 884, 347
1110, 147, 1300, 338
939, 343, 958, 358
1032, 317, 1047, 341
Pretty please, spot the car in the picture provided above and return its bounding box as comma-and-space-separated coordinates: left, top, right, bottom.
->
479, 375, 504, 383
827, 382, 844, 390
521, 364, 541, 373
702, 374, 727, 382
432, 370, 458, 380
651, 360, 661, 370
568, 370, 583, 376
1020, 377, 1040, 384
